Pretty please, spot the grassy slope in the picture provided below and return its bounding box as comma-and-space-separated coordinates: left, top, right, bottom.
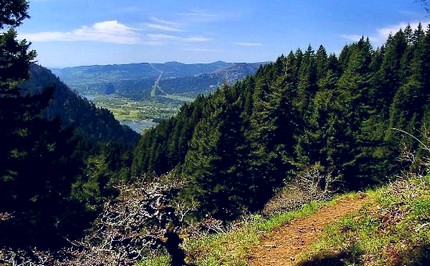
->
139, 200, 328, 265
182, 202, 320, 266
298, 175, 430, 266
139, 174, 430, 266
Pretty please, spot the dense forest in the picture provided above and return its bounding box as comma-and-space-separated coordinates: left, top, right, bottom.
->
1, 0, 430, 265
133, 23, 430, 220
0, 0, 138, 250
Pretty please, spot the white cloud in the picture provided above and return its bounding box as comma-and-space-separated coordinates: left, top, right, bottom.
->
146, 33, 212, 45
20, 20, 140, 44
179, 8, 235, 23
341, 20, 430, 46
340, 34, 364, 42
181, 47, 218, 53
180, 9, 221, 22
235, 42, 263, 47
19, 11, 222, 48
185, 36, 212, 42
376, 20, 430, 41
145, 17, 182, 32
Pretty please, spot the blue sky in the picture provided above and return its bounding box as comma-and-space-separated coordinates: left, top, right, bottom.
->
17, 0, 429, 67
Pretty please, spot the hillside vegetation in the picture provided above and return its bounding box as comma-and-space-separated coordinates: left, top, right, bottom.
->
21, 64, 140, 145
298, 174, 430, 266
133, 24, 430, 221
1, 1, 430, 265
0, 1, 138, 257
142, 173, 429, 265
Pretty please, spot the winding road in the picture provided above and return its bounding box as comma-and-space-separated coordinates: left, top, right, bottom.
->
149, 63, 164, 98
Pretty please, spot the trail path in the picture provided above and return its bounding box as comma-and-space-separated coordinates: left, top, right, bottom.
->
248, 194, 368, 266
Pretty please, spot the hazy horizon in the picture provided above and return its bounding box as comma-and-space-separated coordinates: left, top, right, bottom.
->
20, 0, 429, 68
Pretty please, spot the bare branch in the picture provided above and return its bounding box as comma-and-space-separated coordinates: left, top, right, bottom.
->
1, 174, 192, 266
393, 128, 430, 177
391, 128, 430, 153
263, 163, 340, 216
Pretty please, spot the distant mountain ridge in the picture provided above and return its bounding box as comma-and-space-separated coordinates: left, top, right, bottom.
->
50, 61, 264, 101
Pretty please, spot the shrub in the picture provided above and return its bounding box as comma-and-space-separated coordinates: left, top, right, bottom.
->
263, 163, 339, 216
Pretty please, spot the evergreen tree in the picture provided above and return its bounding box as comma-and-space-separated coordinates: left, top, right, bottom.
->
315, 45, 329, 84
245, 61, 297, 208
372, 30, 407, 119
295, 45, 317, 120
295, 52, 340, 169
182, 97, 223, 217
0, 0, 88, 247
389, 24, 429, 149
182, 86, 250, 219
131, 24, 430, 219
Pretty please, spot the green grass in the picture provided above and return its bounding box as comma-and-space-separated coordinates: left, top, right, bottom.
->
139, 201, 321, 266
298, 175, 430, 266
138, 176, 430, 265
138, 254, 171, 266
92, 95, 182, 125
184, 201, 321, 266
160, 94, 195, 103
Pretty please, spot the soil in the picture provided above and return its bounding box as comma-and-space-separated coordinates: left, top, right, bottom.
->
248, 194, 368, 266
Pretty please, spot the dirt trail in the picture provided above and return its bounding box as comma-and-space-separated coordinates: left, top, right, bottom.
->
248, 194, 368, 266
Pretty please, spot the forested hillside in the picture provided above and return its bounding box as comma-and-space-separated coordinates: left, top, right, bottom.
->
0, 0, 137, 252
1, 0, 429, 264
133, 24, 430, 220
20, 64, 140, 145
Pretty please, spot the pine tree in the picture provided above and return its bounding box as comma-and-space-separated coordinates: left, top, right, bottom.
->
181, 86, 251, 219
295, 45, 317, 120
372, 30, 407, 119
296, 52, 340, 169
0, 1, 87, 247
315, 45, 329, 86
332, 38, 375, 188
181, 99, 223, 217
131, 24, 430, 219
389, 24, 429, 150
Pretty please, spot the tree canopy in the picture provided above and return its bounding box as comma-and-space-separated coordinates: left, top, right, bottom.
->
133, 23, 430, 220
0, 0, 134, 248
